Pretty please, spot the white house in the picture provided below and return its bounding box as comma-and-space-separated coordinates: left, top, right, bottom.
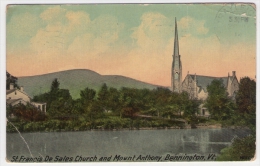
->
6, 83, 46, 113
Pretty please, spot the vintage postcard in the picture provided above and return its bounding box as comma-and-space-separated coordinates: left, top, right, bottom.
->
5, 2, 257, 163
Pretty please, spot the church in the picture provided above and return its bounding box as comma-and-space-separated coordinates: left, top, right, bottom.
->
171, 18, 239, 116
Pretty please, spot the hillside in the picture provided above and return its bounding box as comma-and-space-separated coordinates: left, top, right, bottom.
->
18, 69, 161, 99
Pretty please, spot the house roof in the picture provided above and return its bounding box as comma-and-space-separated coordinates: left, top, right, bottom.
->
6, 89, 16, 95
189, 74, 228, 92
6, 88, 31, 98
6, 98, 23, 105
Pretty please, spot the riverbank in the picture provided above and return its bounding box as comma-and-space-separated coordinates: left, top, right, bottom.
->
8, 115, 251, 133
7, 121, 242, 133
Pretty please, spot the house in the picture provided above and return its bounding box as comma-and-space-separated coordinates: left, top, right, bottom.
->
6, 83, 46, 113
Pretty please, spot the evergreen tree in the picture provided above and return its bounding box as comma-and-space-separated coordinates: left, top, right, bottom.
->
51, 78, 60, 92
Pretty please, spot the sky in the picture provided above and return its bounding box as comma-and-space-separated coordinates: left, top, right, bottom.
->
6, 3, 256, 86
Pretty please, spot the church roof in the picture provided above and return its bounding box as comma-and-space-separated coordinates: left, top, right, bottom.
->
189, 75, 228, 92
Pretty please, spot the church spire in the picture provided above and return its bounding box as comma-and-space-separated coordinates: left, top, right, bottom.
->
173, 17, 179, 56
171, 17, 182, 93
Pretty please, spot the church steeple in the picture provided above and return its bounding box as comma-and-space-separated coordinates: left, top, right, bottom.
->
173, 17, 179, 56
171, 18, 182, 92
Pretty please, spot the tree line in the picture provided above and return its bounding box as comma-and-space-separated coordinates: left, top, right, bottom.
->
7, 78, 203, 130
7, 77, 255, 129
6, 76, 256, 160
32, 78, 201, 123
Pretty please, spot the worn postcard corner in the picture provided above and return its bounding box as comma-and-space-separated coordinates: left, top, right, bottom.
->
5, 2, 257, 163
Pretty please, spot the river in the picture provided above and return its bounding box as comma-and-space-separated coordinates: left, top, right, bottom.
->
6, 128, 250, 162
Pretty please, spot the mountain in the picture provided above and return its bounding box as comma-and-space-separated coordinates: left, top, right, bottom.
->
17, 69, 162, 99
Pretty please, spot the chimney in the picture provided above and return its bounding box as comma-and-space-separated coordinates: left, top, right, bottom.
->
232, 71, 236, 76
10, 83, 14, 90
20, 86, 24, 92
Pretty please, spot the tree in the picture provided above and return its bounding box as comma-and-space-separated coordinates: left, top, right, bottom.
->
51, 78, 60, 92
236, 77, 256, 114
79, 87, 96, 115
97, 83, 109, 112
87, 100, 104, 121
217, 77, 256, 161
49, 78, 62, 111
235, 77, 256, 133
11, 103, 46, 121
48, 89, 74, 120
205, 79, 235, 121
153, 87, 172, 117
80, 88, 96, 103
183, 99, 201, 123
6, 71, 19, 90
217, 135, 255, 161
176, 92, 189, 117
106, 87, 120, 112
33, 79, 74, 120
118, 87, 140, 118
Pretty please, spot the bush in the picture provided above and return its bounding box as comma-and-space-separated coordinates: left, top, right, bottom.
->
217, 135, 255, 161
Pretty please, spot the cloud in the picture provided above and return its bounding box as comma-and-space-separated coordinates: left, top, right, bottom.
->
67, 15, 124, 56
178, 16, 209, 35
30, 23, 65, 56
7, 6, 125, 77
29, 7, 124, 57
131, 12, 173, 53
40, 6, 67, 24
6, 12, 44, 52
7, 12, 41, 37
121, 12, 175, 85
65, 11, 91, 33
130, 14, 210, 56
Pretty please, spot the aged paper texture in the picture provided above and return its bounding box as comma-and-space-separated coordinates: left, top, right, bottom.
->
4, 2, 257, 163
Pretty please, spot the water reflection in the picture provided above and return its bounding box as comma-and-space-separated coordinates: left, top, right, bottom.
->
6, 129, 250, 161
